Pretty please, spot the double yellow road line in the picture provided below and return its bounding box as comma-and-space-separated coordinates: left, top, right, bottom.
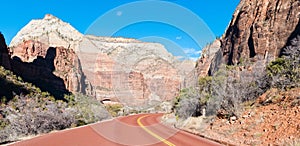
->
137, 115, 176, 146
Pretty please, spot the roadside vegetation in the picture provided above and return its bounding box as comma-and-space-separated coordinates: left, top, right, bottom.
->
0, 67, 110, 144
174, 35, 300, 120
105, 104, 123, 117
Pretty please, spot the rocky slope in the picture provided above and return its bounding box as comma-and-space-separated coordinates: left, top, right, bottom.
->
177, 88, 300, 146
197, 0, 300, 76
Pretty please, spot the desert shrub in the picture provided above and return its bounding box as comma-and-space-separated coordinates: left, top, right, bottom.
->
198, 76, 213, 105
175, 62, 266, 119
0, 68, 109, 143
173, 88, 201, 118
174, 37, 299, 120
173, 76, 214, 118
206, 63, 266, 117
67, 94, 110, 126
0, 66, 110, 143
202, 37, 300, 118
105, 104, 123, 117
0, 93, 110, 143
0, 94, 75, 143
267, 36, 300, 89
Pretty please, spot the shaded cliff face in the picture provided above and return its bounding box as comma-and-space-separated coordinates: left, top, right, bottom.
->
8, 14, 93, 98
0, 33, 11, 69
9, 40, 94, 97
222, 0, 300, 65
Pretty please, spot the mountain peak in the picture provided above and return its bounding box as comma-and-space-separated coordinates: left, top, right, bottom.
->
43, 14, 59, 20
9, 14, 83, 50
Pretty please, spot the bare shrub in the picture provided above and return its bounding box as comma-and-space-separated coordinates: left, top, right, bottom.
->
0, 93, 110, 143
173, 88, 200, 119
174, 36, 300, 120
67, 94, 110, 125
268, 35, 300, 89
0, 94, 75, 142
207, 62, 266, 118
174, 60, 266, 119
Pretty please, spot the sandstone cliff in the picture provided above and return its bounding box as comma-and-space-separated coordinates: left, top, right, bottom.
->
9, 41, 94, 99
7, 14, 191, 106
79, 35, 183, 106
222, 0, 300, 65
195, 39, 221, 77
7, 15, 94, 98
11, 40, 93, 95
197, 0, 300, 76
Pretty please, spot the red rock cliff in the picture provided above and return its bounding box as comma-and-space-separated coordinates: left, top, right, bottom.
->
222, 0, 300, 65
9, 40, 94, 98
197, 0, 300, 77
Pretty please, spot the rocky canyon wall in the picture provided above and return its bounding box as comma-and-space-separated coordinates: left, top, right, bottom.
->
196, 0, 300, 77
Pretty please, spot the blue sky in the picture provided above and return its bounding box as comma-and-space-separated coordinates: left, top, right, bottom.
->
0, 0, 239, 59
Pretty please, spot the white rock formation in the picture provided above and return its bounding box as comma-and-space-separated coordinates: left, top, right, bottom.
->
10, 14, 83, 50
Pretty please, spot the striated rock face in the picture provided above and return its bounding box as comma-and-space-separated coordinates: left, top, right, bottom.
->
8, 14, 94, 98
196, 0, 300, 77
196, 39, 221, 77
183, 39, 222, 88
11, 47, 70, 99
221, 0, 300, 65
11, 40, 48, 62
10, 40, 94, 97
79, 35, 183, 105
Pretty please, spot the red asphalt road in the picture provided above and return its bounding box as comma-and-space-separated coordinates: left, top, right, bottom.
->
10, 114, 221, 146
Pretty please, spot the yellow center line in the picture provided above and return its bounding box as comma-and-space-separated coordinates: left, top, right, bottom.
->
137, 115, 176, 146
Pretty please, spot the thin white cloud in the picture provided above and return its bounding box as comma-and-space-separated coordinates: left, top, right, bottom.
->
176, 36, 182, 40
116, 11, 123, 16
183, 48, 201, 55
189, 57, 199, 62
175, 56, 197, 61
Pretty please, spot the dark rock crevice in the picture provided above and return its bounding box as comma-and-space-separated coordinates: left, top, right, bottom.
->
286, 1, 294, 23
223, 10, 243, 65
274, 0, 280, 26
248, 26, 256, 58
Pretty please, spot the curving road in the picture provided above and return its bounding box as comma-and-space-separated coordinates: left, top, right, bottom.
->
10, 114, 221, 146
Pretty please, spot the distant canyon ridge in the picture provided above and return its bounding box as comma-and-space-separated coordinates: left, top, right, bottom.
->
2, 14, 195, 106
